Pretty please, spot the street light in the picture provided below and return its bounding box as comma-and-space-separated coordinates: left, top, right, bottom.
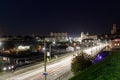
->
52, 41, 56, 45
43, 40, 47, 80
43, 40, 56, 80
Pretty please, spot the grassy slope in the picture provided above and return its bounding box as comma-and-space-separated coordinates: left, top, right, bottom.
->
69, 50, 120, 80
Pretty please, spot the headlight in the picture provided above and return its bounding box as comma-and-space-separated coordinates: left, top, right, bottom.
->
118, 44, 119, 46
3, 67, 7, 71
8, 66, 11, 70
11, 66, 14, 68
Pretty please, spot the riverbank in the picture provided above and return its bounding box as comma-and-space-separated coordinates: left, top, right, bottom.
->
69, 49, 120, 80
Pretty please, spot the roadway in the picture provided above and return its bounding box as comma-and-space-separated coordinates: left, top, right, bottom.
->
4, 43, 107, 80
6, 56, 72, 80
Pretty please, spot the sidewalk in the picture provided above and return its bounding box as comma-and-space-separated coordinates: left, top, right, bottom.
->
62, 71, 73, 80
54, 71, 73, 80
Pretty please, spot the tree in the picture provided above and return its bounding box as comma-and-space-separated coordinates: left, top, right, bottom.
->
71, 54, 92, 75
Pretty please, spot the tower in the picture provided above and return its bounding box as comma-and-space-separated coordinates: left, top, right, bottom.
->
111, 24, 117, 34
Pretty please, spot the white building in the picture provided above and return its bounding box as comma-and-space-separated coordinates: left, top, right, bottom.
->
50, 32, 68, 42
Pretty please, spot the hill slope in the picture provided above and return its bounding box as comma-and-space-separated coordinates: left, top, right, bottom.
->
69, 50, 120, 80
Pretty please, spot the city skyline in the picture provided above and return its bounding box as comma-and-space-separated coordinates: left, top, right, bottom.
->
0, 0, 120, 35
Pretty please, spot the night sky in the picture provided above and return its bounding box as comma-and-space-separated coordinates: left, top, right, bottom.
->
0, 0, 120, 35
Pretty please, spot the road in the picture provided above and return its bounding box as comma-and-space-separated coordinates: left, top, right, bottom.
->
6, 56, 72, 80
83, 43, 108, 57
5, 43, 107, 80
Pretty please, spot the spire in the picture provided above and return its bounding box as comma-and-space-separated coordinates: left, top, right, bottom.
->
111, 23, 117, 34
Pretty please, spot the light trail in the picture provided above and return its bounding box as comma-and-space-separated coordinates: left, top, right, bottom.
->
6, 56, 72, 80
83, 43, 108, 57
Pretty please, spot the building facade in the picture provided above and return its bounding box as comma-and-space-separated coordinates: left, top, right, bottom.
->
50, 32, 68, 42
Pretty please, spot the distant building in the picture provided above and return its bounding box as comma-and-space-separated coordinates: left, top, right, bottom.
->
50, 32, 68, 42
87, 35, 97, 39
0, 37, 9, 41
72, 32, 97, 43
81, 32, 97, 40
81, 32, 87, 40
44, 36, 56, 42
110, 38, 120, 48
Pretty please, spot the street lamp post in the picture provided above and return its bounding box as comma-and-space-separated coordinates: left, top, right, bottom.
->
44, 40, 47, 80
43, 41, 56, 80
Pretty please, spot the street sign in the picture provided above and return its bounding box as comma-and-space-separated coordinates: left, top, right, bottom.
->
47, 52, 50, 56
43, 72, 48, 76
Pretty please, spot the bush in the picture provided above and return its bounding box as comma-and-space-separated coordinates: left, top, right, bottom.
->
71, 54, 92, 75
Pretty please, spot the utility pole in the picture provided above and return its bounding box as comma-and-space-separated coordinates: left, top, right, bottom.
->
44, 40, 47, 80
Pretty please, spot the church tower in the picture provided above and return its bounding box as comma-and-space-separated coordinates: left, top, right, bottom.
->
111, 24, 117, 34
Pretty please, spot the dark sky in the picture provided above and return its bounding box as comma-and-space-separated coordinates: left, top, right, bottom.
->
0, 0, 120, 35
